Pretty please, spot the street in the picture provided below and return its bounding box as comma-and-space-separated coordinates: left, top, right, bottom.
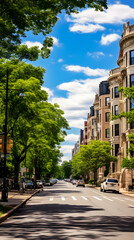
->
0, 181, 134, 240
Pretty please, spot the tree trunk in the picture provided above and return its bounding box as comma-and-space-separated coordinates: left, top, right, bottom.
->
94, 170, 97, 185
14, 162, 20, 189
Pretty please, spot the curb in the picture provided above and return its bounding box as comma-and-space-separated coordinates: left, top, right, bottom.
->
0, 189, 40, 224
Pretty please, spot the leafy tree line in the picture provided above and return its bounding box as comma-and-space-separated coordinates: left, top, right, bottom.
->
0, 1, 108, 187
0, 59, 69, 187
71, 140, 117, 184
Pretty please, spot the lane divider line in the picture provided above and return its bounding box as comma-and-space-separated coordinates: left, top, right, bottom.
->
81, 196, 88, 201
103, 196, 113, 202
92, 196, 102, 201
72, 196, 77, 201
61, 197, 65, 201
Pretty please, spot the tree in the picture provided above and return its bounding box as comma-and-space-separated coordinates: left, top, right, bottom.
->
0, 59, 69, 187
72, 140, 117, 184
0, 0, 107, 58
61, 161, 72, 179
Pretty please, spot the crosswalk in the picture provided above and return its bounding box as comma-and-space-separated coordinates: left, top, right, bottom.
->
47, 195, 134, 205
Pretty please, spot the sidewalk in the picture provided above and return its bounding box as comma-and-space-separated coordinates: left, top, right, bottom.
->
0, 189, 40, 223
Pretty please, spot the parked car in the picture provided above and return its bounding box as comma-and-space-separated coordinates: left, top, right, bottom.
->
76, 179, 85, 187
50, 179, 57, 185
44, 178, 53, 186
100, 178, 119, 193
25, 180, 34, 189
36, 180, 43, 188
72, 179, 77, 185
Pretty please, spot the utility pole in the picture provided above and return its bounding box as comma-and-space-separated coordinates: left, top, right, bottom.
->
1, 68, 9, 202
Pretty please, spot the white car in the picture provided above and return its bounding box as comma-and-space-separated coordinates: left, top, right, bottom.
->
100, 178, 119, 193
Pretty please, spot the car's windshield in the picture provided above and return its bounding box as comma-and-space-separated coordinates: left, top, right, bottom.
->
107, 179, 118, 183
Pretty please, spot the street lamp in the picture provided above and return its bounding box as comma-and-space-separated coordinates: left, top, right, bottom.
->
1, 68, 9, 202
0, 68, 26, 202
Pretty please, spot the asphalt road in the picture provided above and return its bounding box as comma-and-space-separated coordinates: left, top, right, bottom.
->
0, 181, 134, 240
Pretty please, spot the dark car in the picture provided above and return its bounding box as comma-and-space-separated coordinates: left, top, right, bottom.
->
25, 180, 34, 189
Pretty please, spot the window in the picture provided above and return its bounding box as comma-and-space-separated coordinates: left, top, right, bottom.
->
130, 98, 134, 109
130, 50, 134, 65
92, 129, 94, 136
92, 119, 94, 125
114, 105, 118, 115
96, 110, 99, 117
114, 87, 119, 98
97, 123, 99, 131
112, 106, 113, 115
112, 145, 113, 156
112, 125, 113, 137
105, 128, 110, 138
112, 88, 113, 99
105, 112, 110, 122
115, 124, 119, 136
126, 52, 128, 67
130, 122, 134, 129
115, 144, 119, 156
130, 75, 134, 87
105, 97, 110, 106
126, 77, 128, 87
126, 99, 128, 112
112, 163, 115, 173
100, 114, 101, 122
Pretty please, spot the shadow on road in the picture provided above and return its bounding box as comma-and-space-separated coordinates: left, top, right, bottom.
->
0, 203, 134, 240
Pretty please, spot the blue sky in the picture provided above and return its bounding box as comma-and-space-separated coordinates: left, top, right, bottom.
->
22, 0, 134, 161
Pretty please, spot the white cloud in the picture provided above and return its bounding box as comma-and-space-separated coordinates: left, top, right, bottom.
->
87, 51, 105, 58
51, 76, 108, 129
23, 37, 60, 51
51, 36, 59, 47
41, 86, 54, 98
60, 145, 74, 154
58, 58, 64, 63
69, 23, 105, 33
65, 65, 109, 77
65, 134, 80, 142
23, 41, 43, 49
66, 3, 134, 33
100, 33, 120, 45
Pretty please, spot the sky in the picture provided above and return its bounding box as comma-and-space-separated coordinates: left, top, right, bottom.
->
22, 0, 134, 162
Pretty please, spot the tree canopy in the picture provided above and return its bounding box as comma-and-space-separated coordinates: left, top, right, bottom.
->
0, 59, 69, 186
0, 0, 107, 58
72, 140, 117, 182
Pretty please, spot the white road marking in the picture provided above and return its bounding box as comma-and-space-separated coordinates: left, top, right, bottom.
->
72, 196, 77, 201
92, 196, 102, 201
81, 196, 88, 201
50, 198, 53, 201
128, 204, 134, 208
123, 198, 134, 202
103, 196, 113, 202
61, 196, 65, 201
112, 197, 124, 201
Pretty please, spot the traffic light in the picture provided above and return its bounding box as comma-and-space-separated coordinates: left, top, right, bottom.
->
7, 138, 13, 153
0, 138, 4, 153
